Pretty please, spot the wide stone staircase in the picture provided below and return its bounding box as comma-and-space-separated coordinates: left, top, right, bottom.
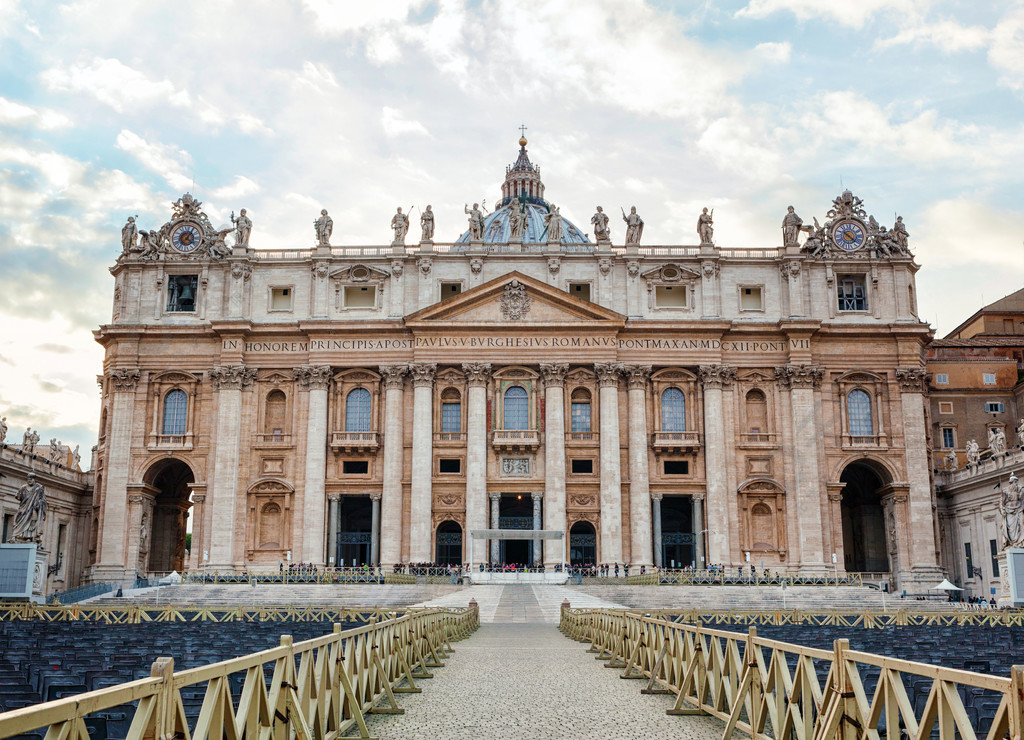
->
88, 583, 468, 608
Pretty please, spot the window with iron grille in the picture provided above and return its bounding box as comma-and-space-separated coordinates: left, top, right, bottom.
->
847, 389, 873, 438
345, 388, 371, 432
441, 402, 461, 433
503, 386, 529, 430
837, 275, 867, 311
162, 389, 188, 435
661, 388, 686, 431
166, 275, 198, 312
570, 402, 591, 432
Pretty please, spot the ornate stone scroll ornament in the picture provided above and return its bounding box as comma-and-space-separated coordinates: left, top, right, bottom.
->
420, 205, 435, 241
230, 208, 252, 246
109, 368, 141, 392
539, 363, 569, 387
462, 362, 491, 386
774, 364, 823, 390
379, 363, 409, 390
697, 207, 714, 245
210, 364, 257, 391
990, 427, 1008, 456
591, 206, 611, 243
701, 261, 719, 279
391, 207, 410, 245
293, 364, 332, 390
22, 428, 39, 454
622, 206, 644, 245
965, 439, 981, 468
469, 257, 483, 275
12, 472, 47, 543
418, 257, 432, 275
594, 362, 623, 387
547, 257, 560, 275
598, 257, 612, 276
499, 279, 532, 321
315, 209, 333, 246
390, 260, 404, 277
781, 206, 803, 246
627, 261, 640, 278
895, 367, 929, 393
779, 261, 801, 278
465, 203, 485, 240
230, 263, 252, 282
312, 263, 329, 280
409, 362, 437, 387
698, 364, 737, 389
622, 364, 652, 389
1000, 473, 1024, 548
501, 458, 530, 476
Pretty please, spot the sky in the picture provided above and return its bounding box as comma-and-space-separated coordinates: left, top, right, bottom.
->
1, 0, 1023, 465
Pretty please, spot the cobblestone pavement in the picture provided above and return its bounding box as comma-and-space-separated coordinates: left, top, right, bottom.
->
358, 623, 726, 739
412, 584, 625, 623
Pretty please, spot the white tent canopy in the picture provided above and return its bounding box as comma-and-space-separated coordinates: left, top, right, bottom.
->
932, 579, 963, 591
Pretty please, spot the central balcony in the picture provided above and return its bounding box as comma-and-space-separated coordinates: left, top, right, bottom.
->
330, 431, 379, 453
652, 430, 701, 453
492, 429, 540, 452
252, 432, 294, 449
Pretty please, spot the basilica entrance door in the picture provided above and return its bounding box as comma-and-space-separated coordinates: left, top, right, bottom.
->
660, 495, 695, 568
569, 521, 597, 565
337, 496, 372, 567
498, 494, 533, 566
840, 462, 890, 573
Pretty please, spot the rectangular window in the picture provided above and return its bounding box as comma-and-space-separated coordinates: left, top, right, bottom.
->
570, 459, 594, 475
441, 402, 461, 433
985, 402, 1005, 413
343, 285, 376, 308
166, 275, 198, 312
663, 460, 689, 475
991, 539, 999, 578
440, 282, 462, 300
270, 287, 292, 311
569, 282, 591, 302
938, 402, 953, 414
56, 523, 66, 560
570, 402, 591, 433
935, 374, 949, 385
655, 285, 687, 308
342, 460, 369, 475
941, 428, 955, 448
837, 275, 867, 311
983, 373, 997, 385
438, 458, 461, 474
740, 286, 763, 311
1, 513, 11, 543
964, 542, 974, 577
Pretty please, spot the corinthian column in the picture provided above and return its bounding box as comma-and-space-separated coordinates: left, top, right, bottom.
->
595, 362, 623, 565
463, 362, 491, 558
699, 364, 736, 565
96, 368, 140, 576
208, 364, 257, 569
623, 364, 653, 567
379, 364, 408, 567
540, 362, 568, 567
295, 364, 332, 564
409, 362, 437, 563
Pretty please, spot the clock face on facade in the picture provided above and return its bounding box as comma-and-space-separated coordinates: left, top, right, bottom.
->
832, 220, 866, 252
171, 223, 203, 253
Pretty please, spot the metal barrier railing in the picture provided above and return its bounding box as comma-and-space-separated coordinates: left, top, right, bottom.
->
639, 608, 1024, 628
560, 607, 1024, 739
0, 605, 479, 740
626, 570, 866, 587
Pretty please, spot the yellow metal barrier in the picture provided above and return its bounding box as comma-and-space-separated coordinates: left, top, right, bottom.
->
0, 605, 478, 740
561, 607, 1024, 740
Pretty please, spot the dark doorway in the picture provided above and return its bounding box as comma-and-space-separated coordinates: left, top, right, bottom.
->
660, 495, 694, 568
569, 521, 597, 565
146, 460, 193, 574
337, 496, 372, 567
840, 462, 890, 573
436, 521, 462, 565
498, 494, 533, 565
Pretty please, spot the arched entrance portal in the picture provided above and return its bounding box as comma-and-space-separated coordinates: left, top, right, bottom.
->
337, 496, 372, 567
840, 462, 890, 573
661, 496, 695, 568
435, 521, 462, 565
569, 521, 596, 565
145, 460, 193, 574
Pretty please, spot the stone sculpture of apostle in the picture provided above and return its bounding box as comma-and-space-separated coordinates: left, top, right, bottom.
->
420, 205, 435, 241
545, 205, 563, 242
465, 203, 485, 241
121, 216, 138, 254
315, 210, 333, 246
622, 206, 644, 245
391, 207, 410, 245
12, 472, 47, 544
0, 416, 7, 445
1001, 474, 1024, 548
23, 427, 38, 455
965, 439, 980, 467
591, 206, 610, 243
697, 207, 714, 245
231, 209, 252, 246
990, 427, 1007, 456
508, 198, 526, 241
781, 206, 803, 246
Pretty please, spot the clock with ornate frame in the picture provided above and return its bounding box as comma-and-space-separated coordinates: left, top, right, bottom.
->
831, 220, 866, 253
171, 222, 203, 253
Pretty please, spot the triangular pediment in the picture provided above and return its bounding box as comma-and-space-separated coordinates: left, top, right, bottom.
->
405, 271, 626, 327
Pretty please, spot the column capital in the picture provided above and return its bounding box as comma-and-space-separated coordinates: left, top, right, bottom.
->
210, 364, 257, 391
650, 492, 663, 502
489, 491, 501, 502
698, 364, 736, 389
192, 494, 206, 505
531, 491, 544, 501
621, 364, 652, 389
409, 362, 437, 387
327, 492, 342, 502
594, 361, 623, 387
379, 363, 409, 389
293, 364, 333, 390
539, 362, 569, 387
369, 492, 382, 502
895, 366, 929, 393
774, 364, 823, 390
691, 493, 705, 503
128, 494, 147, 505
462, 362, 492, 387
107, 367, 141, 392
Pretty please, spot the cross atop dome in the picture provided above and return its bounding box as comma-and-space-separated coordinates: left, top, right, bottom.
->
503, 128, 544, 206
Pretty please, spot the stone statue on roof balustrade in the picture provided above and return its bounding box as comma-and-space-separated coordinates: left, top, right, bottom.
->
781, 206, 802, 247
591, 206, 610, 244
391, 207, 410, 245
965, 439, 980, 468
622, 206, 643, 245
544, 205, 563, 242
12, 472, 46, 544
508, 198, 525, 241
465, 203, 485, 241
1000, 473, 1024, 548
420, 205, 434, 241
697, 207, 714, 245
990, 427, 1007, 456
315, 210, 333, 246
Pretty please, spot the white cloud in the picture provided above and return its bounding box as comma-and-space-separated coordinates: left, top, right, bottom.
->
916, 198, 1024, 268
0, 97, 71, 129
753, 41, 791, 64
381, 107, 430, 138
115, 130, 193, 191
875, 19, 991, 52
990, 7, 1024, 90
210, 176, 261, 200
735, 0, 931, 28
302, 0, 427, 33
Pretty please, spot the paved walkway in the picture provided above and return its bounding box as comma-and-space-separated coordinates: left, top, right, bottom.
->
411, 584, 625, 623
359, 622, 725, 739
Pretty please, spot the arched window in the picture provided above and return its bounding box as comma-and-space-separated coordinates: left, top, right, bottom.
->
745, 389, 767, 436
570, 388, 592, 433
441, 388, 461, 434
503, 385, 529, 430
847, 389, 874, 438
661, 388, 686, 432
162, 389, 187, 435
264, 390, 287, 435
345, 388, 372, 432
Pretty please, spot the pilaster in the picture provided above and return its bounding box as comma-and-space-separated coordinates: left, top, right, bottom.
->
96, 368, 140, 576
